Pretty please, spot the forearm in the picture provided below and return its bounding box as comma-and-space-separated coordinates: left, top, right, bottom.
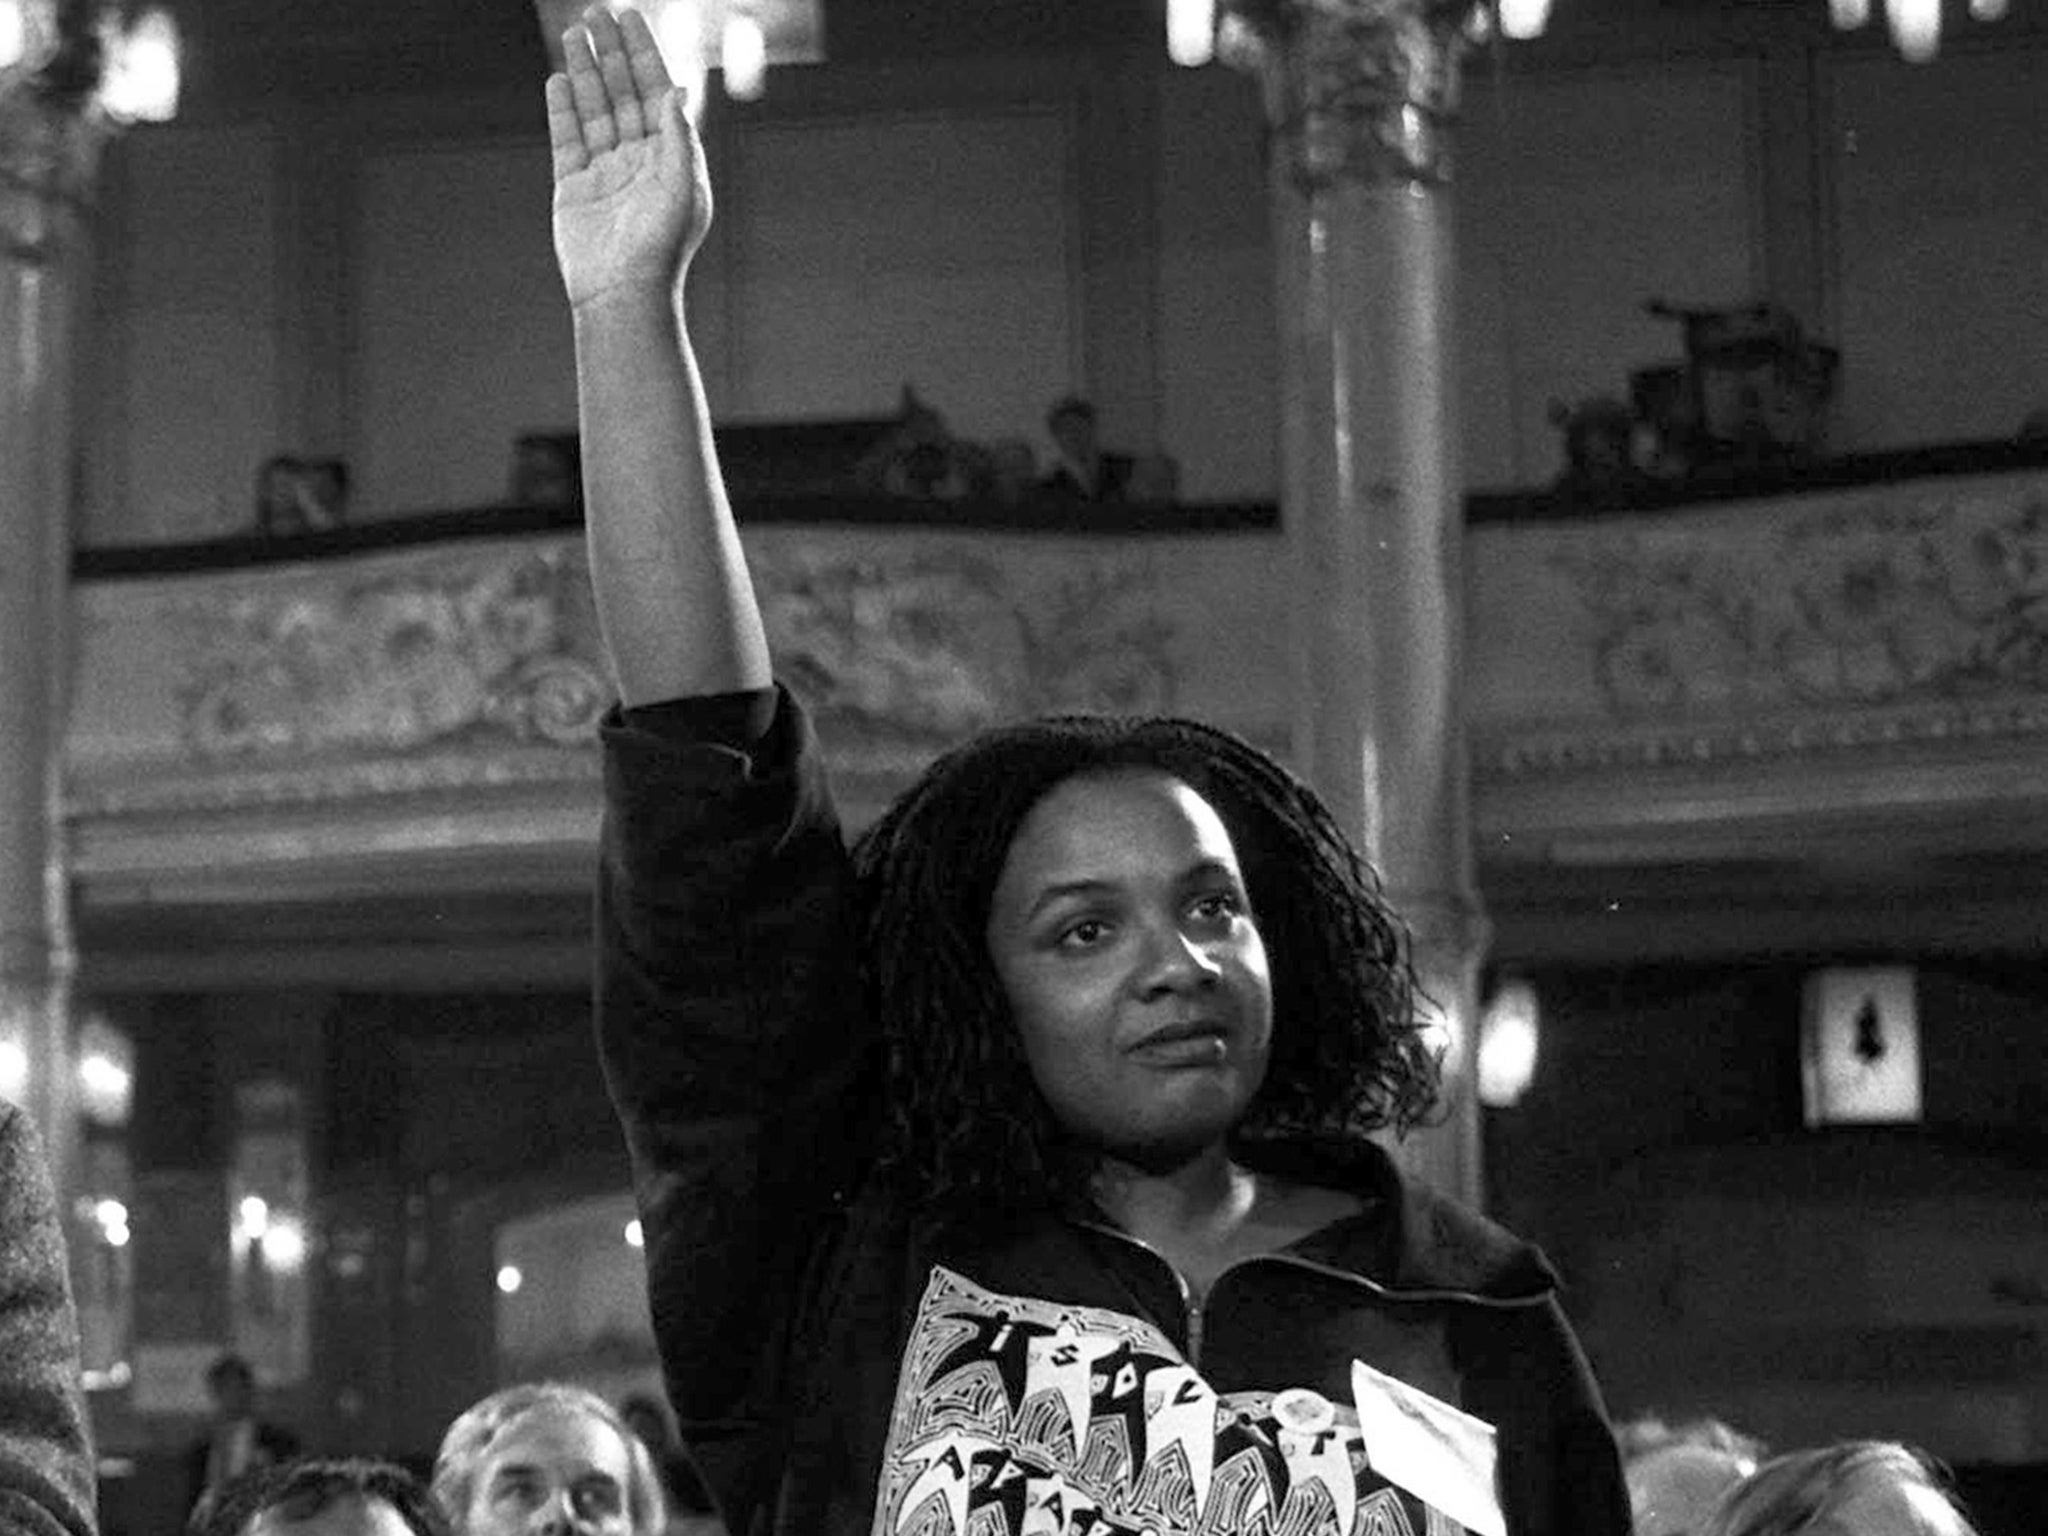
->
574, 285, 770, 706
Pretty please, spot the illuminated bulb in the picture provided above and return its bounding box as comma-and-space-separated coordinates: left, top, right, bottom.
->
260, 1220, 307, 1271
1478, 979, 1541, 1108
1498, 0, 1553, 41
0, 0, 26, 70
78, 1054, 127, 1096
104, 1222, 131, 1249
1887, 0, 1941, 61
496, 1264, 523, 1295
624, 1219, 644, 1248
647, 0, 708, 123
238, 1195, 270, 1238
1166, 0, 1216, 68
101, 7, 181, 123
1829, 0, 1872, 27
721, 13, 765, 100
77, 1051, 134, 1125
94, 1198, 129, 1231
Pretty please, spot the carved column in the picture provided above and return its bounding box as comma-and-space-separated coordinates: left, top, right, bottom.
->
0, 52, 112, 1202
1225, 0, 1487, 1204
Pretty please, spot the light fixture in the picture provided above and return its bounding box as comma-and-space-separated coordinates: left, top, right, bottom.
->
1164, 0, 2012, 67
76, 1015, 135, 1128
531, 0, 821, 115
1881, 0, 1942, 61
1497, 0, 1553, 41
0, 0, 179, 120
721, 11, 766, 99
1167, 0, 1217, 67
1477, 977, 1540, 1108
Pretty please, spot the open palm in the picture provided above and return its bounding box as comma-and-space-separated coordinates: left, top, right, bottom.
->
547, 5, 712, 307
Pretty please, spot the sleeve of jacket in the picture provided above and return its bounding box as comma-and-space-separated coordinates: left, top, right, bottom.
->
0, 1105, 98, 1536
1475, 1296, 1631, 1536
595, 686, 867, 1535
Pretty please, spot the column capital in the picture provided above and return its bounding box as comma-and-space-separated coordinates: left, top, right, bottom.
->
1221, 0, 1481, 190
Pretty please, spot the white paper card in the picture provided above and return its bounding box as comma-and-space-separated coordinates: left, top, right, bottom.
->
1351, 1358, 1506, 1536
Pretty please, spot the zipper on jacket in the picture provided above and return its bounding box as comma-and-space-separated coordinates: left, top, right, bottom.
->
1072, 1217, 1547, 1368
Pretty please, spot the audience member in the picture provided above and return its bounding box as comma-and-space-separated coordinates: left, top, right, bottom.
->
0, 1103, 95, 1536
188, 1353, 303, 1529
195, 1457, 448, 1536
545, 11, 1631, 1536
985, 436, 1038, 505
1700, 1440, 1982, 1536
1039, 393, 1133, 500
255, 454, 349, 536
1617, 1413, 1764, 1536
431, 1382, 666, 1536
256, 455, 308, 536
511, 434, 583, 510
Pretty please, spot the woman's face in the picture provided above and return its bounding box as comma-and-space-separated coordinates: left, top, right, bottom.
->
984, 768, 1273, 1169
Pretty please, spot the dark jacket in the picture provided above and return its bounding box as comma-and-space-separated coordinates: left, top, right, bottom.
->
598, 690, 1629, 1536
0, 1104, 99, 1536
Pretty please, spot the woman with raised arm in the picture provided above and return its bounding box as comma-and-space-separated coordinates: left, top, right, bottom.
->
549, 11, 1630, 1536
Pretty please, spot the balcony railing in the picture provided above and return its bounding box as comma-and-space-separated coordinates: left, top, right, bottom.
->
67, 449, 2048, 966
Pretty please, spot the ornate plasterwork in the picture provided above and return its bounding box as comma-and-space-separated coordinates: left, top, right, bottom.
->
752, 543, 1180, 773
76, 538, 1184, 821
1222, 0, 1480, 188
173, 545, 609, 762
1490, 485, 2048, 778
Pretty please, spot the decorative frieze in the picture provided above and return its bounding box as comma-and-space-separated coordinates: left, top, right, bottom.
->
1472, 469, 2048, 778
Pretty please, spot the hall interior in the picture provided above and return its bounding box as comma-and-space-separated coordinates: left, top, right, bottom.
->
4, 0, 2044, 1529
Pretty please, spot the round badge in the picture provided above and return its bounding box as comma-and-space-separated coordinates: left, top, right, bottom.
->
1271, 1387, 1335, 1436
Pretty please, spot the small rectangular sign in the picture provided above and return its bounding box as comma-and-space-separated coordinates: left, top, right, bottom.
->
1801, 966, 1921, 1126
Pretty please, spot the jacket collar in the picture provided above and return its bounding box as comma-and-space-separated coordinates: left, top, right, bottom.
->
1233, 1133, 1560, 1303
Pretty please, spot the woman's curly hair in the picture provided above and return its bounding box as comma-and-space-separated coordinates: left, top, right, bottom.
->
850, 712, 1439, 1226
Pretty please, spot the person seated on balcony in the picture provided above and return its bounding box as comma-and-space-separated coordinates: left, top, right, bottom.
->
187, 1353, 304, 1528
1616, 1413, 1764, 1536
545, 9, 1631, 1536
1699, 1440, 1982, 1536
1040, 393, 1134, 501
0, 1104, 94, 1536
197, 1457, 448, 1536
432, 1383, 670, 1536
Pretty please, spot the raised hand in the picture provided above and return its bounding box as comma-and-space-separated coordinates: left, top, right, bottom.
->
546, 5, 712, 309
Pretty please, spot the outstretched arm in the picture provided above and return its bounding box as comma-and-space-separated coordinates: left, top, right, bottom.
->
548, 4, 769, 706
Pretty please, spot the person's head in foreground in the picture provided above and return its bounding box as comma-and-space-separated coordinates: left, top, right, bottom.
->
432, 1383, 667, 1536
1617, 1415, 1765, 1536
1700, 1441, 1981, 1536
850, 712, 1438, 1223
199, 1458, 448, 1536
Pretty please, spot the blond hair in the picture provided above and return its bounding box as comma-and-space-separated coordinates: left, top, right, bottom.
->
430, 1382, 667, 1536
